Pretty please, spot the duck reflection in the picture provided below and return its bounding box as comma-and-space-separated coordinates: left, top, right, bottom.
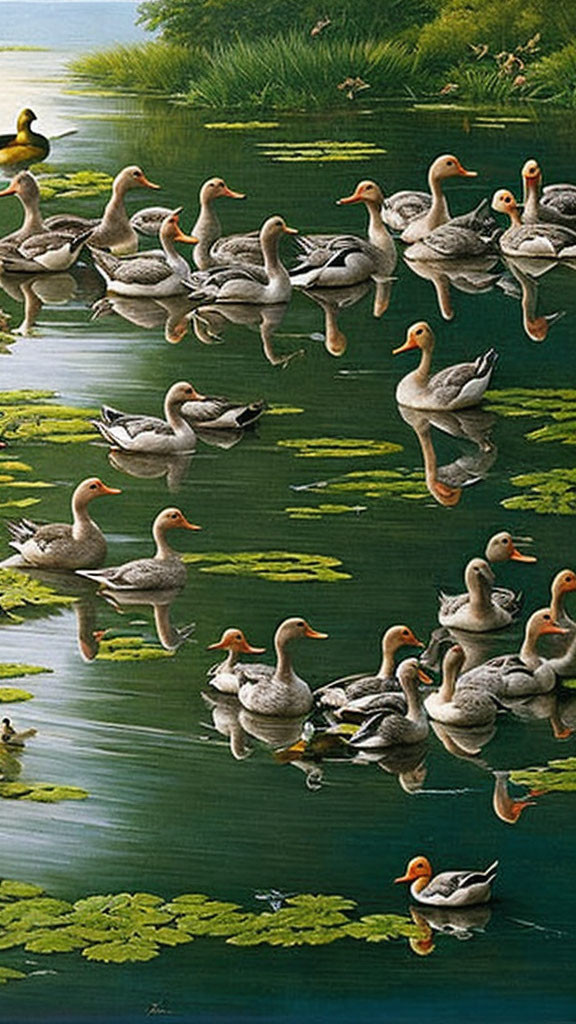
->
422, 625, 510, 673
98, 586, 194, 652
92, 293, 195, 345
409, 903, 492, 953
430, 718, 496, 760
187, 302, 302, 366
201, 692, 254, 761
398, 403, 497, 506
0, 270, 77, 334
405, 256, 500, 320
301, 281, 371, 356
492, 769, 537, 824
499, 257, 566, 342
496, 691, 573, 740
107, 448, 194, 492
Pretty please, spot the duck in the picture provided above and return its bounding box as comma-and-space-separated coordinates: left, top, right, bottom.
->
0, 226, 91, 274
92, 381, 199, 455
485, 530, 536, 565
0, 109, 49, 169
2, 477, 121, 570
1, 716, 37, 748
491, 189, 576, 259
180, 390, 266, 430
187, 216, 296, 304
44, 165, 161, 255
522, 159, 576, 229
314, 624, 424, 709
404, 199, 500, 261
548, 568, 576, 629
424, 644, 497, 727
77, 507, 201, 591
346, 658, 429, 749
492, 770, 536, 824
289, 180, 396, 288
398, 155, 478, 243
91, 209, 197, 298
395, 856, 498, 907
335, 662, 433, 723
0, 171, 45, 243
455, 608, 567, 698
237, 617, 327, 717
206, 628, 266, 694
438, 558, 523, 632
393, 321, 498, 411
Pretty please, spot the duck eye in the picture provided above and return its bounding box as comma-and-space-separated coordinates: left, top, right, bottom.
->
505, 196, 511, 203
402, 630, 409, 636
89, 483, 97, 490
446, 160, 453, 166
416, 328, 423, 336
171, 513, 178, 520
133, 171, 140, 178
543, 614, 550, 620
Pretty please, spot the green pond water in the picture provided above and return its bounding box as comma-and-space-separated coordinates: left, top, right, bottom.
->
0, 17, 576, 1024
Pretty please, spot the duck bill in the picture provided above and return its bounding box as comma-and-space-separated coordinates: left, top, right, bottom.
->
304, 626, 328, 639
207, 639, 230, 650
509, 547, 537, 563
181, 519, 202, 531
417, 668, 433, 685
173, 225, 199, 245
456, 162, 477, 177
0, 182, 18, 197
394, 872, 412, 884
393, 337, 419, 355
100, 484, 122, 495
283, 225, 298, 235
542, 623, 569, 636
141, 175, 161, 190
337, 188, 364, 205
222, 186, 245, 199
239, 641, 266, 654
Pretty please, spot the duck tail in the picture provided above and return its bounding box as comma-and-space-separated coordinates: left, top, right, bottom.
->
484, 860, 499, 883
70, 228, 93, 253
236, 400, 267, 428
6, 517, 38, 545
476, 348, 498, 379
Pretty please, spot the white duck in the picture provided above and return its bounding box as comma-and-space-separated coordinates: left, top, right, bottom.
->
187, 216, 296, 304
424, 644, 497, 727
455, 608, 567, 698
398, 155, 478, 243
438, 558, 523, 632
91, 209, 197, 298
315, 624, 424, 708
545, 570, 576, 678
522, 159, 576, 229
346, 659, 429, 748
77, 507, 201, 591
92, 381, 199, 455
180, 390, 265, 429
394, 321, 498, 411
290, 180, 396, 288
395, 856, 498, 907
404, 199, 500, 262
3, 477, 120, 570
0, 171, 45, 243
237, 617, 327, 717
491, 189, 576, 259
206, 628, 266, 695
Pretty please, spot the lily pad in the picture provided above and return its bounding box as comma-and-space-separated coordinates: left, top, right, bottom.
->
82, 938, 159, 963
264, 405, 304, 416
182, 550, 350, 582
0, 663, 51, 679
0, 967, 26, 984
510, 757, 576, 793
278, 438, 402, 458
0, 391, 97, 444
486, 389, 576, 420
204, 121, 279, 129
37, 170, 113, 202
0, 688, 34, 702
501, 469, 576, 515
296, 468, 428, 501
0, 880, 44, 900
258, 140, 386, 163
345, 913, 422, 942
0, 782, 88, 803
96, 636, 173, 661
0, 569, 76, 618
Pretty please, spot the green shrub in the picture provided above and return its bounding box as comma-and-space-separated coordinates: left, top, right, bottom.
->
71, 41, 204, 94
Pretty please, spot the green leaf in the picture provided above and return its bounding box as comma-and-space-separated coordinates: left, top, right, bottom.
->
277, 438, 403, 459
182, 550, 350, 583
0, 664, 50, 680
0, 880, 44, 900
0, 688, 33, 703
0, 966, 26, 983
24, 928, 86, 953
82, 938, 159, 963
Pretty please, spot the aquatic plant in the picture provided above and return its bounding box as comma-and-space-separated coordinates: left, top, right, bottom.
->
295, 468, 429, 501
0, 390, 97, 444
486, 388, 576, 420
0, 783, 88, 803
510, 757, 576, 793
285, 503, 367, 520
0, 689, 33, 703
501, 468, 576, 515
259, 140, 386, 163
183, 550, 350, 582
0, 570, 76, 620
37, 170, 113, 202
204, 121, 280, 129
70, 41, 205, 94
278, 437, 402, 458
0, 664, 50, 680
96, 636, 173, 662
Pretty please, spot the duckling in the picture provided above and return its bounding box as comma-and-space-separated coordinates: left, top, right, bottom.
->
206, 628, 266, 695
0, 109, 49, 170
1, 717, 37, 748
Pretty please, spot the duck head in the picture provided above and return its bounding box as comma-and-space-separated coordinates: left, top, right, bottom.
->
429, 154, 477, 183
160, 208, 198, 246
200, 177, 245, 203
395, 855, 433, 890
522, 158, 541, 188
17, 108, 37, 132
115, 165, 160, 193
259, 215, 298, 244
485, 531, 536, 563
397, 657, 433, 691
208, 628, 265, 655
337, 180, 385, 208
165, 380, 205, 407
274, 617, 328, 647
153, 507, 202, 534
383, 625, 424, 655
74, 477, 122, 505
465, 557, 495, 590
393, 320, 435, 356
0, 170, 39, 202
491, 189, 521, 224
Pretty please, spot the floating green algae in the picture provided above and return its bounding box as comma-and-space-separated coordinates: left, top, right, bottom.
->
183, 550, 350, 582
204, 121, 280, 129
96, 636, 173, 662
510, 757, 576, 793
487, 389, 576, 447
0, 783, 88, 803
264, 405, 304, 416
0, 689, 33, 703
258, 140, 386, 162
285, 503, 367, 520
0, 390, 97, 444
501, 468, 576, 515
0, 569, 76, 620
278, 438, 402, 459
0, 664, 51, 680
37, 170, 113, 202
0, 455, 50, 511
298, 468, 428, 501
525, 421, 576, 445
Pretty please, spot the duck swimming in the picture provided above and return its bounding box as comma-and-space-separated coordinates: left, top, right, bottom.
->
0, 171, 45, 243
347, 658, 430, 749
187, 216, 296, 304
438, 557, 523, 632
522, 159, 576, 228
394, 321, 498, 411
0, 109, 49, 169
404, 199, 500, 262
491, 189, 576, 259
91, 208, 197, 298
1, 716, 37, 748
2, 477, 120, 570
395, 856, 498, 907
315, 624, 424, 709
397, 155, 478, 243
92, 381, 199, 455
0, 226, 91, 274
237, 617, 327, 717
77, 507, 201, 591
290, 180, 396, 288
206, 628, 266, 694
424, 644, 497, 727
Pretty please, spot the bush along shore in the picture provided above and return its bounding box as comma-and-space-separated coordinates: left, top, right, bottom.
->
69, 0, 576, 112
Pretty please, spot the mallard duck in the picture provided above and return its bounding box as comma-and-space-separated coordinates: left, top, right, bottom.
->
187, 216, 296, 304
0, 226, 91, 274
206, 628, 266, 694
237, 617, 327, 717
0, 171, 45, 243
491, 190, 576, 259
2, 477, 120, 570
347, 659, 429, 748
424, 644, 497, 726
91, 209, 196, 298
92, 381, 199, 455
455, 608, 567, 698
45, 165, 160, 255
394, 321, 498, 410
404, 199, 500, 261
398, 155, 478, 243
438, 558, 523, 632
290, 180, 396, 288
315, 624, 424, 708
395, 856, 498, 907
0, 109, 49, 169
1, 716, 37, 748
522, 159, 576, 229
77, 507, 201, 591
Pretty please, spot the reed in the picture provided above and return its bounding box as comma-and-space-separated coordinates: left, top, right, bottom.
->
71, 41, 203, 95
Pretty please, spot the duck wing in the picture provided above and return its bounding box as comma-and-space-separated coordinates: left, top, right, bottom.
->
427, 349, 498, 407
211, 232, 263, 264
93, 412, 173, 442
78, 556, 182, 590
10, 521, 72, 553
91, 250, 172, 286
424, 862, 498, 900
382, 191, 431, 231
542, 184, 576, 217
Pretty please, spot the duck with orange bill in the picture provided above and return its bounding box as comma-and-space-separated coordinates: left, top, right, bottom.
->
424, 644, 497, 727
395, 856, 498, 907
92, 381, 199, 455
237, 617, 328, 717
347, 659, 432, 748
77, 508, 201, 591
187, 216, 296, 304
2, 477, 121, 570
396, 155, 477, 243
522, 159, 576, 229
290, 180, 396, 288
91, 209, 197, 299
206, 628, 266, 695
0, 171, 46, 244
455, 608, 567, 698
491, 189, 576, 259
492, 770, 537, 825
394, 321, 498, 411
0, 108, 49, 170
315, 625, 424, 709
543, 570, 576, 678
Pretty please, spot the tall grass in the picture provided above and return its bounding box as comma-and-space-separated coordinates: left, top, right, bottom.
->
530, 44, 576, 106
186, 33, 417, 110
71, 42, 204, 94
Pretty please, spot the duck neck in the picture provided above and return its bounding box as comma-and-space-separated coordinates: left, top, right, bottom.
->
274, 632, 295, 685
428, 170, 450, 223
101, 179, 130, 232
520, 627, 542, 669
523, 177, 540, 222
414, 344, 433, 384
507, 207, 523, 228
71, 492, 96, 540
378, 640, 398, 679
20, 190, 44, 237
365, 199, 394, 254
153, 523, 177, 561
262, 231, 286, 283
164, 396, 192, 436
192, 198, 221, 268
550, 585, 565, 623
220, 648, 238, 671
161, 233, 191, 277
437, 660, 459, 704
404, 681, 424, 723
467, 575, 493, 617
